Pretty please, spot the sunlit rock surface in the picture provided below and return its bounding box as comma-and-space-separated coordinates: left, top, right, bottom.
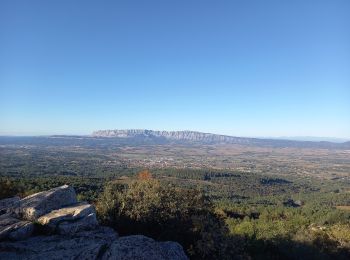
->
14, 185, 77, 221
37, 202, 98, 234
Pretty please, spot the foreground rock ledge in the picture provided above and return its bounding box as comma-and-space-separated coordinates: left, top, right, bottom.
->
0, 185, 188, 260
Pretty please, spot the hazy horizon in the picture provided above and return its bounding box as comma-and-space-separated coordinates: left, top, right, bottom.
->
1, 1, 349, 138
0, 129, 349, 143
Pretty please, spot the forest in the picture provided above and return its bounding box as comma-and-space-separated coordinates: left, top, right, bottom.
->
1, 166, 349, 259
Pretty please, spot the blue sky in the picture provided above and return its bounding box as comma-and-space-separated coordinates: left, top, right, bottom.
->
0, 1, 349, 138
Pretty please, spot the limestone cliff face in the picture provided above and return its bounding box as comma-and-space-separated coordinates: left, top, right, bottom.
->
0, 185, 188, 260
91, 129, 350, 149
92, 129, 252, 144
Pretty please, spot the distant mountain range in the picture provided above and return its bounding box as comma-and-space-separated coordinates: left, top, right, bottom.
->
92, 129, 350, 149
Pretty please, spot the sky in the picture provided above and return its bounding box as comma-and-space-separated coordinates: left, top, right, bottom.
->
0, 1, 349, 138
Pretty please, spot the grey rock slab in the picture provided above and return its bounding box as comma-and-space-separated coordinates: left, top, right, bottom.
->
102, 235, 188, 260
0, 212, 19, 227
0, 218, 33, 241
37, 202, 95, 227
7, 221, 34, 241
57, 212, 98, 235
159, 241, 190, 260
0, 196, 20, 214
0, 226, 118, 260
13, 185, 77, 221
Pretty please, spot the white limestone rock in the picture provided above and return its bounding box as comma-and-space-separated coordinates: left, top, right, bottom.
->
0, 226, 118, 260
37, 201, 95, 228
13, 185, 77, 221
37, 202, 98, 235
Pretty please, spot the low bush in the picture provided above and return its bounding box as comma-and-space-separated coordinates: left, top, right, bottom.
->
96, 177, 245, 259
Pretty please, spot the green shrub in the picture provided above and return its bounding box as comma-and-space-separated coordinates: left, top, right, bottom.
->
0, 179, 24, 199
96, 178, 245, 259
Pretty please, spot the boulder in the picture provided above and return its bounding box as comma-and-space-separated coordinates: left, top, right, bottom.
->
37, 202, 97, 234
13, 185, 77, 221
159, 241, 190, 260
7, 221, 34, 241
102, 235, 188, 260
0, 226, 118, 260
0, 213, 33, 241
57, 212, 98, 235
0, 196, 20, 214
0, 212, 19, 227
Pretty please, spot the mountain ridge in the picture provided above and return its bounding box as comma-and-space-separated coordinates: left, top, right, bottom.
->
91, 129, 350, 148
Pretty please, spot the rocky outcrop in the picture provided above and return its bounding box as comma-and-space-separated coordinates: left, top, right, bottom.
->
14, 184, 77, 221
37, 202, 98, 235
0, 186, 188, 260
102, 235, 188, 260
0, 213, 34, 241
0, 196, 20, 214
0, 226, 118, 260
